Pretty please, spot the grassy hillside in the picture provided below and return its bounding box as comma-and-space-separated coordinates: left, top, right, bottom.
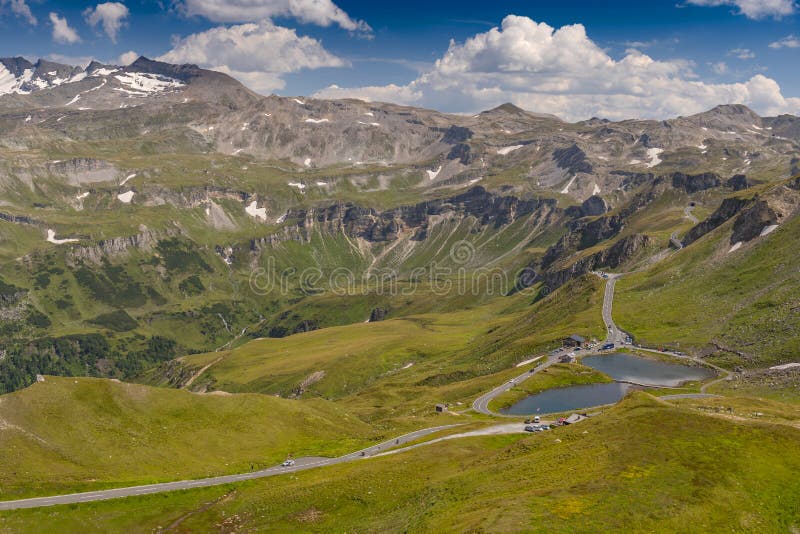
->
0, 376, 378, 499
614, 205, 800, 367
175, 276, 605, 418
3, 394, 799, 532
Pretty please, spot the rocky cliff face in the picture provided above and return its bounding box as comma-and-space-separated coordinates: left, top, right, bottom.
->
731, 201, 779, 244
682, 197, 751, 246
68, 225, 174, 263
671, 172, 722, 194
542, 234, 651, 289
553, 144, 593, 175
726, 174, 752, 191
265, 186, 559, 245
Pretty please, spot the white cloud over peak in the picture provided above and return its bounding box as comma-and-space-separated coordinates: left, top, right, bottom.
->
84, 2, 130, 43
1, 0, 36, 25
314, 15, 800, 121
158, 21, 347, 93
177, 0, 370, 33
769, 34, 800, 48
117, 50, 139, 65
685, 0, 796, 19
49, 12, 81, 44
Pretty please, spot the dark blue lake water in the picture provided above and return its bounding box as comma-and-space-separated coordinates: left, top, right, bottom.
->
501, 353, 714, 415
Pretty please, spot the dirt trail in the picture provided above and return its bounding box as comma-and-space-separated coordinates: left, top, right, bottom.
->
182, 357, 223, 389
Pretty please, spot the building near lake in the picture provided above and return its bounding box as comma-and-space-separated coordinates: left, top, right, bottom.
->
563, 334, 586, 348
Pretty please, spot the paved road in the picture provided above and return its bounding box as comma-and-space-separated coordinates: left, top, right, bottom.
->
669, 205, 699, 249
0, 256, 730, 511
0, 424, 462, 511
471, 355, 559, 416
600, 273, 629, 346
472, 271, 631, 417
684, 204, 699, 225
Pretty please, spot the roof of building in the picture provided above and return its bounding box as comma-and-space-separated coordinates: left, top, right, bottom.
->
568, 334, 586, 343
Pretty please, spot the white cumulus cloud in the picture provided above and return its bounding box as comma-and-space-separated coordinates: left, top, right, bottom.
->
84, 2, 130, 43
314, 15, 800, 120
158, 21, 347, 93
729, 47, 755, 59
49, 12, 81, 44
685, 0, 796, 19
177, 0, 370, 33
769, 34, 800, 48
117, 50, 139, 65
1, 0, 37, 25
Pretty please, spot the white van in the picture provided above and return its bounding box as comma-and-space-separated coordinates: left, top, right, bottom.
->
534, 416, 540, 423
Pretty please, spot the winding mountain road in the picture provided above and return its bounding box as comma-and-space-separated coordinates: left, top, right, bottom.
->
0, 257, 730, 511
0, 424, 464, 511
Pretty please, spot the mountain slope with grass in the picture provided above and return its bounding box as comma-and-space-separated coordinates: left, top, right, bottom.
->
2, 394, 799, 533
0, 376, 375, 500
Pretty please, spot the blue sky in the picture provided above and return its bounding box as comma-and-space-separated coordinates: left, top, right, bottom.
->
1, 0, 799, 119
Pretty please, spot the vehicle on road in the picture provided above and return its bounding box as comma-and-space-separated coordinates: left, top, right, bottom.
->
524, 425, 536, 432
281, 460, 295, 467
601, 343, 615, 350
534, 416, 540, 423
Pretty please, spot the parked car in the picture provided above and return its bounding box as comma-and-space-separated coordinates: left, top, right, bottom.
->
534, 416, 540, 423
281, 459, 295, 467
524, 425, 536, 432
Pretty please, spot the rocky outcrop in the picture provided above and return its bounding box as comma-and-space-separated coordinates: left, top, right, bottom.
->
369, 307, 388, 322
543, 234, 650, 289
543, 179, 667, 269
580, 195, 609, 216
447, 143, 473, 164
68, 225, 173, 263
0, 212, 39, 225
552, 144, 592, 174
439, 125, 473, 144
671, 172, 722, 193
790, 157, 799, 177
726, 174, 752, 191
730, 201, 779, 244
683, 197, 750, 245
263, 186, 559, 246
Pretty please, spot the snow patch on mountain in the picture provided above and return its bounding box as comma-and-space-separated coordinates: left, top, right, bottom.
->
46, 229, 79, 244
245, 200, 267, 221
497, 145, 523, 155
560, 175, 577, 194
645, 148, 663, 168
114, 72, 183, 94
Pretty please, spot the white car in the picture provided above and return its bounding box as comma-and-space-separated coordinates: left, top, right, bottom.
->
281, 459, 295, 467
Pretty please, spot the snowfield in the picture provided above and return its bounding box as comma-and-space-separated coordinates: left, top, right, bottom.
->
645, 147, 663, 168
496, 145, 523, 155
46, 229, 79, 245
245, 200, 267, 221
560, 175, 577, 194
114, 72, 184, 94
117, 191, 135, 203
426, 166, 442, 180
759, 224, 778, 237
